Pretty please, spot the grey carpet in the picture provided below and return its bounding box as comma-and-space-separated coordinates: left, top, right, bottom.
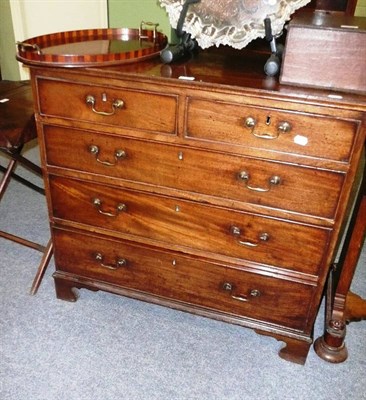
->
1, 141, 365, 400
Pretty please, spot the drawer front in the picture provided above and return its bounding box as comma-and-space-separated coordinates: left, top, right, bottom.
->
43, 125, 344, 219
36, 78, 177, 135
186, 98, 358, 163
49, 176, 330, 275
53, 228, 315, 331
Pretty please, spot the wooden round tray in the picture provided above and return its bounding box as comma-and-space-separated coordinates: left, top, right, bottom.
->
16, 25, 168, 67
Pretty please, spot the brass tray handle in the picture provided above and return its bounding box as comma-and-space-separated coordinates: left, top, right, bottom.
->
16, 41, 42, 55
230, 226, 269, 247
94, 252, 127, 270
92, 198, 127, 217
89, 145, 126, 166
238, 170, 281, 192
222, 282, 261, 302
139, 21, 159, 40
86, 95, 124, 116
244, 117, 292, 140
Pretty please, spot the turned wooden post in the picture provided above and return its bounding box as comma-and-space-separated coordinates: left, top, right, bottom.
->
314, 149, 366, 362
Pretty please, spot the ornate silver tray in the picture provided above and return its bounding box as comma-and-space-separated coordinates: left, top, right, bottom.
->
159, 0, 311, 49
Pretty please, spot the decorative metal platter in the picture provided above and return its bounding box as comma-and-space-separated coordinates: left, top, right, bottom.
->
16, 25, 168, 67
159, 0, 311, 49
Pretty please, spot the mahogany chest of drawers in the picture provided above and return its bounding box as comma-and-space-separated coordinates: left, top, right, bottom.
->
28, 48, 366, 364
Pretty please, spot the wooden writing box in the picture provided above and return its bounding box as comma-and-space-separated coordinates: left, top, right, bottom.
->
280, 13, 366, 94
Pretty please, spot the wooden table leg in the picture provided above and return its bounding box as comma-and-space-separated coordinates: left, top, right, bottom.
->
345, 291, 366, 322
314, 188, 365, 363
30, 239, 53, 295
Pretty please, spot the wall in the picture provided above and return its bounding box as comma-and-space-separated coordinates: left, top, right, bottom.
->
2, 0, 364, 80
0, 0, 108, 80
108, 0, 366, 41
355, 0, 366, 15
0, 0, 17, 80
108, 0, 172, 40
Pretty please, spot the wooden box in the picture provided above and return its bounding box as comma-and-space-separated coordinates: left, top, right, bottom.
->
280, 13, 366, 94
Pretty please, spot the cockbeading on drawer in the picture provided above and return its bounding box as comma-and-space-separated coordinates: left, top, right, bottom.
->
36, 77, 178, 135
49, 176, 331, 276
186, 97, 359, 164
53, 228, 316, 332
43, 124, 344, 220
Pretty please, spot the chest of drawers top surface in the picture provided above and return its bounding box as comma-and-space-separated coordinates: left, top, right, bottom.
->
32, 46, 366, 108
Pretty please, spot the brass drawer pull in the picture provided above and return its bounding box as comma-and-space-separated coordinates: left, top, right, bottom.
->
89, 145, 126, 166
94, 252, 127, 270
238, 170, 281, 192
85, 94, 124, 116
253, 131, 279, 140
277, 121, 292, 133
222, 282, 261, 302
230, 226, 269, 247
92, 198, 127, 217
244, 116, 292, 139
245, 116, 256, 128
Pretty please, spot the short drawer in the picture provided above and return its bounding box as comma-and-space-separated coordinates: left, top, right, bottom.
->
49, 176, 331, 276
43, 125, 344, 219
36, 77, 177, 135
53, 228, 316, 331
186, 97, 359, 163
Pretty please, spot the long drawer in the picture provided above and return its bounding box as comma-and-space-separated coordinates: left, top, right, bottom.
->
49, 176, 330, 276
53, 228, 316, 331
43, 124, 344, 219
186, 97, 359, 163
36, 77, 178, 135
